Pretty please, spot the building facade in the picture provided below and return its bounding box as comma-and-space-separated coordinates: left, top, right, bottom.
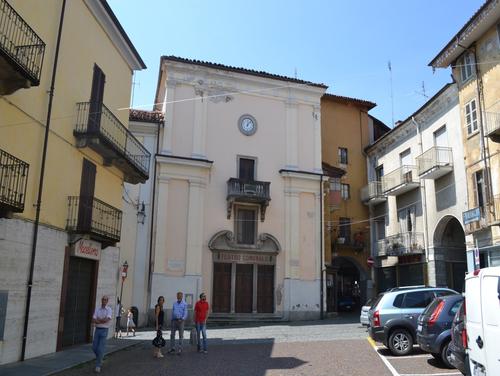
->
365, 84, 468, 292
0, 0, 146, 364
430, 0, 500, 269
148, 56, 326, 321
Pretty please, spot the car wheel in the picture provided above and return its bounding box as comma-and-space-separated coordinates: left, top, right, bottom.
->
388, 329, 413, 356
440, 340, 453, 369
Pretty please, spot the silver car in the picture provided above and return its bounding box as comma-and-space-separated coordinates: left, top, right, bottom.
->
360, 298, 374, 326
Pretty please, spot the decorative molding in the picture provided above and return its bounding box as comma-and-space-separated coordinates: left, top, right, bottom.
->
208, 230, 281, 254
156, 154, 213, 169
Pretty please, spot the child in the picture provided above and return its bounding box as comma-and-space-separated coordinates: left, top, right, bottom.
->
126, 308, 136, 336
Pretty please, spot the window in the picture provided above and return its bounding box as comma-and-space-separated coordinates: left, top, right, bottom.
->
398, 205, 416, 233
433, 126, 448, 147
473, 170, 486, 209
400, 148, 412, 166
339, 217, 351, 241
338, 147, 348, 165
460, 53, 474, 82
402, 291, 435, 308
449, 300, 462, 316
341, 183, 350, 200
235, 207, 257, 245
465, 99, 478, 135
88, 64, 106, 132
375, 165, 384, 181
330, 178, 341, 192
238, 157, 255, 181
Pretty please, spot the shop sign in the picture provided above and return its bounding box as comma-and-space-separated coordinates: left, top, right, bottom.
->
72, 239, 101, 260
213, 252, 275, 265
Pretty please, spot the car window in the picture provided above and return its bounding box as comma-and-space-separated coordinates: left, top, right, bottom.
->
371, 293, 384, 309
435, 289, 455, 297
449, 300, 462, 316
403, 291, 434, 308
393, 293, 404, 308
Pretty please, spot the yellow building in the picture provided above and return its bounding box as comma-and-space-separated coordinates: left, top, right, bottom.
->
430, 0, 500, 268
0, 0, 146, 364
321, 94, 389, 312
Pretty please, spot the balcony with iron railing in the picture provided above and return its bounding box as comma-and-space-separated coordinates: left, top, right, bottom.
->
0, 148, 29, 215
483, 111, 500, 143
227, 178, 271, 221
0, 0, 45, 94
463, 195, 500, 234
360, 181, 386, 205
333, 232, 366, 251
416, 146, 453, 180
74, 102, 150, 184
377, 232, 424, 257
381, 165, 419, 196
66, 196, 122, 244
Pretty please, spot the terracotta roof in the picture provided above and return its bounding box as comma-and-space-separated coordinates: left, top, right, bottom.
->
161, 56, 328, 89
129, 109, 164, 123
322, 93, 376, 110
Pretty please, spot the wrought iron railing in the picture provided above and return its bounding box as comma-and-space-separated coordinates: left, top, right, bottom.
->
483, 111, 500, 137
360, 181, 385, 202
381, 165, 418, 193
0, 0, 45, 84
416, 146, 453, 176
66, 196, 122, 242
377, 232, 424, 257
0, 148, 28, 212
227, 178, 271, 201
75, 102, 150, 178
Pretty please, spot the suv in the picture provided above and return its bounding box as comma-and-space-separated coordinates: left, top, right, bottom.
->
368, 287, 458, 356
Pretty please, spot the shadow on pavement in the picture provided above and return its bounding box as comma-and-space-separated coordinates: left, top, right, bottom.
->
426, 357, 452, 369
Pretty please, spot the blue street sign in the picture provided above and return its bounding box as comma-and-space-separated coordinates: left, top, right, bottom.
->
463, 207, 481, 225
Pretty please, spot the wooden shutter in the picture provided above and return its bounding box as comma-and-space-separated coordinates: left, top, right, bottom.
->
88, 64, 106, 133
77, 159, 96, 232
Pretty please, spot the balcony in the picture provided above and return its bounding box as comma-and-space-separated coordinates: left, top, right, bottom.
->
66, 196, 122, 244
463, 196, 500, 234
416, 146, 453, 179
377, 232, 424, 257
0, 0, 45, 95
328, 189, 341, 211
484, 112, 500, 143
381, 165, 419, 195
334, 232, 366, 251
74, 102, 150, 184
227, 178, 271, 221
360, 181, 386, 205
0, 148, 28, 216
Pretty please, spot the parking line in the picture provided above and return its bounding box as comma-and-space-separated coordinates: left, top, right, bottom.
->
399, 373, 462, 376
367, 337, 400, 376
385, 354, 432, 359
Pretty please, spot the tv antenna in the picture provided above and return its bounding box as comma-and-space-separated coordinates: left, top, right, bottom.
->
415, 81, 429, 98
388, 60, 394, 128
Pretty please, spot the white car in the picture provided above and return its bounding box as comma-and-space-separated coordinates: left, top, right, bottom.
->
465, 266, 500, 376
359, 298, 374, 326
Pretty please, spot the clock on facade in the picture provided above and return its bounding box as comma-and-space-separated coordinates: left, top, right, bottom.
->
238, 114, 257, 136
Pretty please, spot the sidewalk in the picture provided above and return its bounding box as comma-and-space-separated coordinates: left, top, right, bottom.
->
0, 337, 142, 376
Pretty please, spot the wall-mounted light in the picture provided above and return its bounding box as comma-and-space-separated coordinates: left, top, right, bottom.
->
137, 201, 146, 224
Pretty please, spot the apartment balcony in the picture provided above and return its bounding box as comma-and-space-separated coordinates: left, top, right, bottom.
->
334, 233, 366, 251
416, 146, 453, 179
463, 196, 500, 234
66, 196, 122, 244
377, 232, 424, 257
0, 0, 45, 95
74, 102, 150, 184
360, 181, 386, 206
381, 165, 419, 196
227, 178, 271, 221
328, 189, 341, 211
483, 112, 500, 143
0, 148, 28, 216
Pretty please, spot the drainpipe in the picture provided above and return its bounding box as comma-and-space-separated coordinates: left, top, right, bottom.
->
21, 0, 66, 361
320, 174, 324, 320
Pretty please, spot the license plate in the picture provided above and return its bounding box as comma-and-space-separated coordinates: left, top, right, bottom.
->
473, 364, 486, 376
417, 324, 422, 332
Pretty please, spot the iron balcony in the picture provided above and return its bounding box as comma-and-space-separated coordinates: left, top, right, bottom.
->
74, 102, 150, 184
227, 178, 271, 221
0, 148, 29, 215
381, 165, 419, 196
0, 0, 45, 94
416, 146, 453, 179
66, 196, 122, 244
483, 111, 500, 143
360, 181, 386, 205
377, 232, 424, 257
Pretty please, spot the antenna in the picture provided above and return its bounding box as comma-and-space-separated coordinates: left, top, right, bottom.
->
131, 72, 140, 108
388, 61, 394, 128
415, 81, 429, 98
294, 67, 298, 79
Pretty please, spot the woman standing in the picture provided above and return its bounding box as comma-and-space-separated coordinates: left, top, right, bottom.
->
153, 296, 165, 358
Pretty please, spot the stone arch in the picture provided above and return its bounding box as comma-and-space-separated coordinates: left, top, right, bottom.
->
331, 256, 369, 311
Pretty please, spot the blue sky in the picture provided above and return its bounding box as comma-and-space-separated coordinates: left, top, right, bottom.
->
108, 0, 484, 127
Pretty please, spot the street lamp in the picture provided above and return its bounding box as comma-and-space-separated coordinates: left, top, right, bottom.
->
119, 260, 129, 304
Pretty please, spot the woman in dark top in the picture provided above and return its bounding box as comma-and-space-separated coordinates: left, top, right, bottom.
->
154, 296, 165, 358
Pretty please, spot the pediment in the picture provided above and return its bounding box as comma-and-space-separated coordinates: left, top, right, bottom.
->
208, 230, 281, 254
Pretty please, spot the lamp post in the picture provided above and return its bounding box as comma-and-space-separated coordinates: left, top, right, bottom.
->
119, 260, 129, 304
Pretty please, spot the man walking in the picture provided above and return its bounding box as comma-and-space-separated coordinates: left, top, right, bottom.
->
194, 292, 209, 353
92, 295, 112, 373
169, 291, 187, 354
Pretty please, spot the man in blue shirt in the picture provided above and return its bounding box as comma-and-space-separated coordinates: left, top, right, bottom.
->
169, 291, 188, 354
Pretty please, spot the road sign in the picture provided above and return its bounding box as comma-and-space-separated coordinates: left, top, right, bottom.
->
367, 256, 374, 267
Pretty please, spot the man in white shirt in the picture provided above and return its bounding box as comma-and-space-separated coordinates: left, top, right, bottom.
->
92, 295, 112, 373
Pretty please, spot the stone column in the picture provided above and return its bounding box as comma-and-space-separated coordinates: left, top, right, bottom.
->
285, 100, 298, 169
161, 79, 176, 155
192, 89, 208, 159
185, 180, 206, 276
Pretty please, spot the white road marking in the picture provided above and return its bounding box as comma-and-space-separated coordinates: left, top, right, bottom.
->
385, 354, 433, 359
399, 373, 462, 376
367, 337, 401, 376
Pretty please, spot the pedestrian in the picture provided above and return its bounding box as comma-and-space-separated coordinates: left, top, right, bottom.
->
114, 298, 122, 339
194, 292, 209, 354
92, 295, 112, 373
168, 291, 187, 355
153, 296, 165, 358
126, 308, 136, 336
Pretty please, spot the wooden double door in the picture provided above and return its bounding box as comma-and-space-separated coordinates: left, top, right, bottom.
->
212, 262, 274, 313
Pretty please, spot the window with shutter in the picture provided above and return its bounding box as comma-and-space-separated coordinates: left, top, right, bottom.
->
88, 64, 106, 133
235, 207, 257, 245
77, 159, 96, 231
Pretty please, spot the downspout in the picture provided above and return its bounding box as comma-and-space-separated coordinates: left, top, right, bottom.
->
320, 174, 324, 320
21, 0, 66, 361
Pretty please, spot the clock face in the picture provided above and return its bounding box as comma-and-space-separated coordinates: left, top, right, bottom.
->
238, 115, 257, 135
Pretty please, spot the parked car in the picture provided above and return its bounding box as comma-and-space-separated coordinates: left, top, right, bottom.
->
416, 294, 463, 368
465, 267, 500, 376
368, 286, 458, 356
360, 298, 374, 326
338, 296, 355, 311
448, 301, 470, 375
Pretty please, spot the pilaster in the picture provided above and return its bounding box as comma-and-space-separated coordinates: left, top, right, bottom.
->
185, 179, 206, 276
285, 100, 299, 169
313, 105, 322, 173
161, 79, 176, 154
192, 88, 208, 158
154, 176, 169, 272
